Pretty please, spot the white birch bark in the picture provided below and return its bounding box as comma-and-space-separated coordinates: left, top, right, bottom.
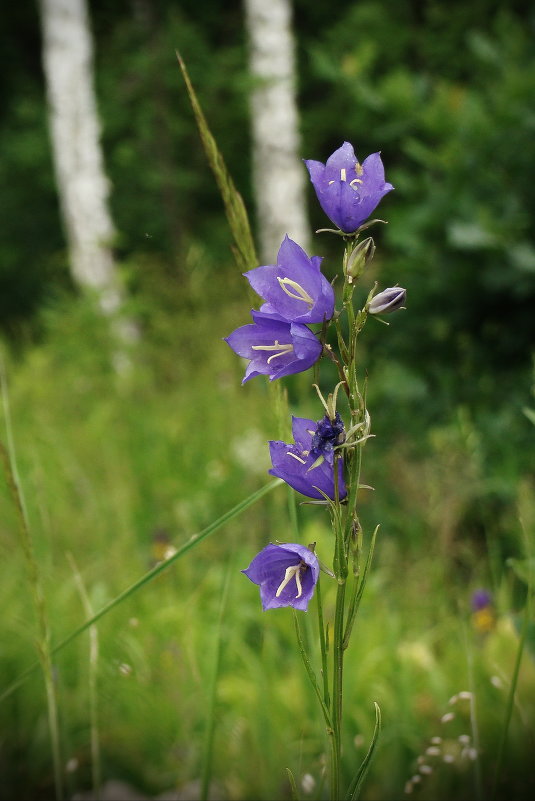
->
244, 0, 310, 262
38, 0, 123, 315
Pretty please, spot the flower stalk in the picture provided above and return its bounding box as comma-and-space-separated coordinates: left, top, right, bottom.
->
227, 140, 405, 799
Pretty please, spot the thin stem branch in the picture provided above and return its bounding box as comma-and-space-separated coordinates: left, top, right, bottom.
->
0, 365, 64, 800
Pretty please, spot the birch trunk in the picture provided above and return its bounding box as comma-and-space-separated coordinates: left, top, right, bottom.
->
38, 0, 123, 315
244, 0, 310, 262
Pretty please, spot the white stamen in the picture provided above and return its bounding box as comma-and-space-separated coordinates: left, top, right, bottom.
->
287, 451, 306, 465
275, 563, 304, 598
340, 168, 347, 181
251, 340, 294, 364
350, 178, 363, 188
277, 277, 314, 307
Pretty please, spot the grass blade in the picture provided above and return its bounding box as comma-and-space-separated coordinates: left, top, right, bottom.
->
345, 702, 382, 801
176, 51, 257, 273
0, 478, 282, 704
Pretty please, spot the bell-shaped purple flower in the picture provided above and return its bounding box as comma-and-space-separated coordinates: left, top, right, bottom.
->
244, 235, 335, 324
368, 286, 406, 315
242, 542, 320, 611
224, 310, 322, 383
304, 142, 393, 234
268, 415, 347, 501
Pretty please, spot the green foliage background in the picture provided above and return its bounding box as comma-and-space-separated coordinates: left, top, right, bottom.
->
0, 1, 534, 799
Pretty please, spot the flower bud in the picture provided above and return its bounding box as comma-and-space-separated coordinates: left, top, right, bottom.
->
368, 286, 406, 315
345, 237, 375, 281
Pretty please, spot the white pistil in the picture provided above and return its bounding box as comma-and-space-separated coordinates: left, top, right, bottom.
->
355, 161, 364, 176
275, 563, 304, 599
251, 340, 294, 364
287, 451, 306, 464
277, 277, 314, 307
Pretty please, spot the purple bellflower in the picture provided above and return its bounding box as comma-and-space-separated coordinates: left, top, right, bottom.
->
368, 286, 406, 315
244, 235, 335, 324
268, 415, 347, 501
224, 309, 322, 383
242, 542, 320, 611
304, 142, 393, 234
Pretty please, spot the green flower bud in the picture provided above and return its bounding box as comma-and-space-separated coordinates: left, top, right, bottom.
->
345, 237, 375, 282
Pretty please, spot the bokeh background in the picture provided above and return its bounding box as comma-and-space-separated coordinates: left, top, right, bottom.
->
1, 1, 534, 800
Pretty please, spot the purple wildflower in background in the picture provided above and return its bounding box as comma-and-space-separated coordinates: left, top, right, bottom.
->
224, 310, 322, 383
268, 415, 347, 501
471, 589, 493, 612
242, 542, 320, 611
304, 142, 393, 234
244, 235, 335, 325
368, 286, 406, 315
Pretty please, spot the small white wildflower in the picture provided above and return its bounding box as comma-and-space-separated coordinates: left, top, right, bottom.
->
441, 712, 455, 723
301, 774, 315, 794
118, 663, 132, 676
431, 736, 442, 745
426, 746, 441, 757
458, 734, 471, 745
419, 764, 433, 775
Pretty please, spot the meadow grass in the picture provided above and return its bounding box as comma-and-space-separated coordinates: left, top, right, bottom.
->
0, 286, 533, 801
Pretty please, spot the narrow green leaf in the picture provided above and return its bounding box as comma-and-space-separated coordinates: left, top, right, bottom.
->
345, 702, 382, 801
343, 525, 379, 648
0, 478, 283, 704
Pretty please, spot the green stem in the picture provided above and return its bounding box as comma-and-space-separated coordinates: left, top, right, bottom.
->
0, 445, 64, 799
1, 366, 64, 801
315, 577, 330, 710
331, 579, 347, 801
67, 553, 101, 800
491, 601, 530, 800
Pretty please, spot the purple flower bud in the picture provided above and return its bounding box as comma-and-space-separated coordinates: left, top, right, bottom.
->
268, 415, 347, 501
368, 286, 406, 315
224, 310, 322, 383
244, 235, 335, 324
304, 142, 393, 234
242, 542, 320, 611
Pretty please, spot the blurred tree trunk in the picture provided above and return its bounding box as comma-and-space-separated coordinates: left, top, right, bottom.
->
38, 0, 127, 319
244, 0, 310, 262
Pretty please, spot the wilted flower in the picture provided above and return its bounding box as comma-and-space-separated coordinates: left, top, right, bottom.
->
224, 310, 322, 383
368, 286, 406, 315
311, 412, 345, 454
268, 415, 347, 500
244, 235, 335, 324
242, 542, 320, 611
304, 142, 393, 234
